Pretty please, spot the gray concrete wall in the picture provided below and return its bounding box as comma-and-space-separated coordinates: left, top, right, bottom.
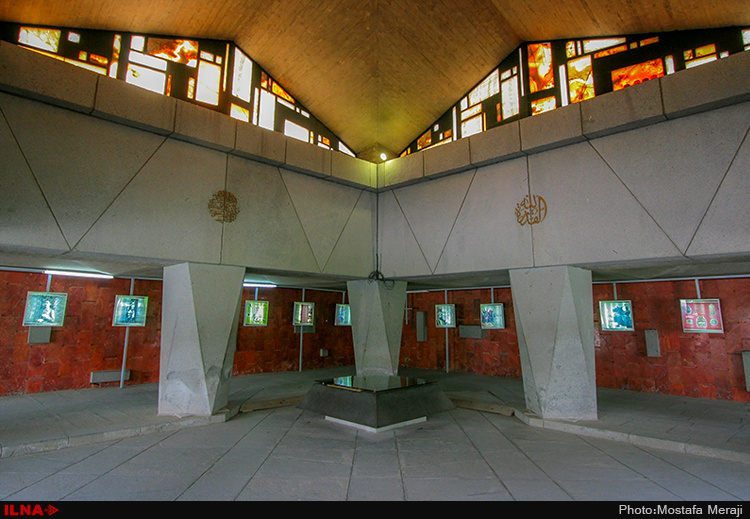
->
2, 41, 750, 282
0, 41, 376, 279
378, 51, 750, 280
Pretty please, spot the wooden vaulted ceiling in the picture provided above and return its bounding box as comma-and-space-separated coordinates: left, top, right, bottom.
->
1, 0, 748, 160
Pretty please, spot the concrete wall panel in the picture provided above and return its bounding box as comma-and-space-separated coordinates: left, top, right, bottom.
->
0, 93, 166, 247
323, 191, 377, 277
529, 142, 682, 267
435, 158, 533, 275
391, 171, 475, 272
377, 190, 432, 278
0, 99, 68, 253
222, 157, 319, 272
76, 138, 226, 264
590, 101, 750, 253
280, 169, 366, 271
688, 128, 750, 257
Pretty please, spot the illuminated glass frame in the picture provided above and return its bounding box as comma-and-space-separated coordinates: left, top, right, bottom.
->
23, 291, 67, 327
293, 302, 315, 327
599, 300, 634, 332
113, 295, 149, 327
244, 300, 269, 326
435, 304, 456, 328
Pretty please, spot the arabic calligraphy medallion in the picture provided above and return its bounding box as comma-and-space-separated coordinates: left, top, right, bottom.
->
515, 194, 547, 226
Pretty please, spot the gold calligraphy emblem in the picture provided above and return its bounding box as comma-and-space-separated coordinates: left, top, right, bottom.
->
208, 190, 240, 223
515, 194, 547, 226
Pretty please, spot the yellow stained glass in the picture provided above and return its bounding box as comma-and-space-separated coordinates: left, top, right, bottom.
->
19, 27, 61, 53
230, 103, 250, 122
567, 55, 594, 103
531, 96, 556, 115
528, 43, 554, 93
195, 60, 221, 105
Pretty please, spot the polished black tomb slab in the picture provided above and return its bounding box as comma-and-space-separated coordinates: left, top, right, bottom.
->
297, 375, 456, 431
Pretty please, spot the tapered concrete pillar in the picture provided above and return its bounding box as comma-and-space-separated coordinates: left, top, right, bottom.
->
347, 279, 407, 376
509, 266, 597, 421
158, 262, 245, 416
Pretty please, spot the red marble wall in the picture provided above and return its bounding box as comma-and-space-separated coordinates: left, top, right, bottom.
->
1, 269, 748, 402
593, 278, 750, 402
400, 279, 750, 402
0, 270, 353, 395
0, 270, 162, 395
399, 288, 521, 378
233, 287, 354, 374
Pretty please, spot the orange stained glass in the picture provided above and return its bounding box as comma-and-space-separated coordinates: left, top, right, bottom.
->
271, 81, 295, 104
147, 38, 199, 67
594, 45, 627, 58
417, 129, 432, 150
567, 55, 594, 103
611, 58, 664, 91
527, 43, 554, 93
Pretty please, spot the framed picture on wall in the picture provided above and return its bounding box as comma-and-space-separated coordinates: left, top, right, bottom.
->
23, 291, 67, 327
293, 302, 315, 326
480, 303, 505, 329
335, 304, 351, 326
435, 304, 456, 328
243, 300, 269, 326
680, 299, 723, 333
599, 300, 634, 331
112, 295, 149, 326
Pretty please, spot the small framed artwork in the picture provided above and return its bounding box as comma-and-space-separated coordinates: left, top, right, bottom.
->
599, 300, 634, 331
680, 299, 723, 333
244, 300, 269, 326
293, 302, 315, 326
335, 304, 351, 326
113, 295, 149, 326
480, 303, 505, 329
435, 304, 456, 328
23, 291, 67, 327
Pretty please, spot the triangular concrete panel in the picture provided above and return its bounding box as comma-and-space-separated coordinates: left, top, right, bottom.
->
435, 158, 533, 275
392, 170, 474, 271
324, 191, 377, 277
529, 142, 682, 267
687, 128, 750, 257
377, 190, 432, 278
280, 169, 362, 270
77, 139, 225, 264
590, 103, 750, 253
0, 93, 165, 247
0, 101, 68, 252
223, 156, 319, 273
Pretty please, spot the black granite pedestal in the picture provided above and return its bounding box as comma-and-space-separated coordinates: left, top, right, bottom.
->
297, 375, 456, 432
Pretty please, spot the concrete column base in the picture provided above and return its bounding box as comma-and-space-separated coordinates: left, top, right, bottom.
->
510, 265, 597, 421
158, 262, 245, 417
347, 279, 407, 376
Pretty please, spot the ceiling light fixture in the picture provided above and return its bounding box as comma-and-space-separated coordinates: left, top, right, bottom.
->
380, 153, 388, 161
43, 269, 114, 280
243, 282, 277, 288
